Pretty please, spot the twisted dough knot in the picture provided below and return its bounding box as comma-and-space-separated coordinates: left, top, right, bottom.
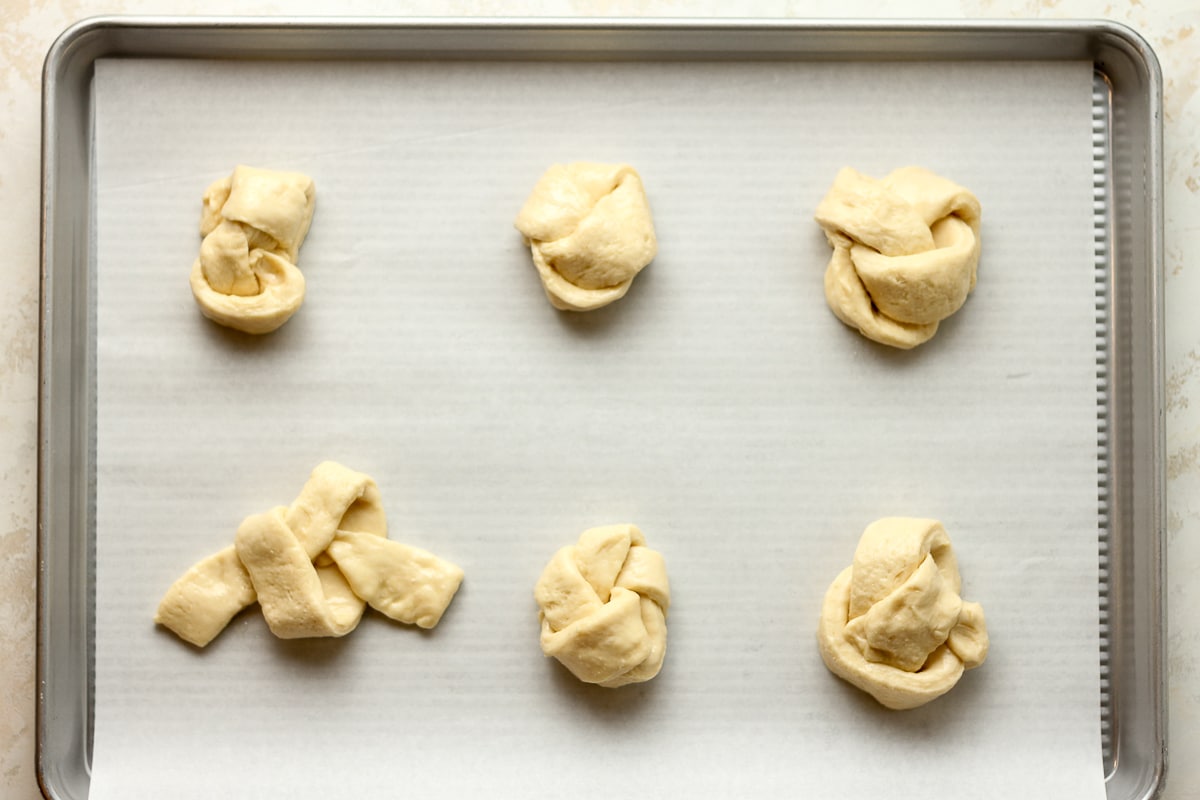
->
155, 462, 463, 646
189, 165, 316, 334
535, 524, 670, 687
515, 162, 657, 312
818, 518, 988, 710
235, 462, 389, 639
815, 167, 981, 350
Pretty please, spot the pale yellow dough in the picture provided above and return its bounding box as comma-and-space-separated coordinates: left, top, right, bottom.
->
155, 462, 463, 646
534, 524, 670, 688
515, 162, 657, 312
327, 531, 464, 629
235, 507, 367, 639
152, 545, 256, 648
815, 167, 981, 349
817, 518, 988, 709
189, 165, 316, 334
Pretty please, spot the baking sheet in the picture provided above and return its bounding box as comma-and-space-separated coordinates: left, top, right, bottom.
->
89, 57, 1104, 797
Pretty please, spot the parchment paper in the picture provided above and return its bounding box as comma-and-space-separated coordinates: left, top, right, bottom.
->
89, 57, 1104, 798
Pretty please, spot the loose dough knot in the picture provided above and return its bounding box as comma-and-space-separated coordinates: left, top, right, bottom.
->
815, 167, 981, 350
817, 518, 988, 710
189, 165, 316, 334
156, 462, 463, 646
535, 524, 670, 687
515, 162, 657, 312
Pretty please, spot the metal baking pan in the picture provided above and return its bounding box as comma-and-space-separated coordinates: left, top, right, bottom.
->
37, 16, 1165, 800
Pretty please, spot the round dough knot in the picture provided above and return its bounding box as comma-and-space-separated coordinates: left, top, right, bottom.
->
189, 165, 316, 334
515, 162, 657, 312
534, 524, 670, 687
815, 167, 981, 350
817, 518, 988, 710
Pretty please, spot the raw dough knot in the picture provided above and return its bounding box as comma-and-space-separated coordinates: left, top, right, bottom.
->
515, 162, 657, 312
817, 517, 988, 710
815, 167, 981, 349
156, 462, 463, 646
234, 462, 387, 639
189, 165, 316, 334
535, 524, 670, 687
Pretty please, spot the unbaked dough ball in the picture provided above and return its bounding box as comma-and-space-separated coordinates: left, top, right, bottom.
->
189, 165, 316, 334
815, 167, 981, 349
817, 517, 989, 710
515, 162, 657, 312
534, 524, 670, 687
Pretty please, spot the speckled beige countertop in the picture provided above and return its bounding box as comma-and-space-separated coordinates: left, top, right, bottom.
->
3, 1, 1197, 797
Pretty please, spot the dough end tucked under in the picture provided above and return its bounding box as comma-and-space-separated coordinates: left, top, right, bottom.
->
515, 162, 657, 312
815, 166, 981, 350
816, 517, 989, 710
534, 524, 670, 688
